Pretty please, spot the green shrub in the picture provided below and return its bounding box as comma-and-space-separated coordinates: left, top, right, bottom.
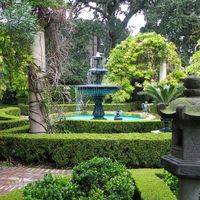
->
55, 120, 163, 133
0, 125, 29, 133
0, 133, 171, 167
0, 119, 28, 130
23, 174, 77, 200
18, 102, 141, 115
163, 170, 178, 195
23, 158, 135, 200
72, 157, 135, 199
18, 104, 29, 116
0, 107, 21, 120
105, 175, 135, 200
0, 107, 28, 131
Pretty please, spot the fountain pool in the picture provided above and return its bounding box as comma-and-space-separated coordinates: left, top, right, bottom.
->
64, 114, 144, 121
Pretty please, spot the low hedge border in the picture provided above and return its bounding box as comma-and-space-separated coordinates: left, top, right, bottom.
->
0, 133, 171, 168
18, 102, 141, 116
131, 169, 176, 200
0, 119, 29, 131
0, 107, 28, 131
55, 120, 163, 133
0, 125, 29, 133
0, 107, 21, 120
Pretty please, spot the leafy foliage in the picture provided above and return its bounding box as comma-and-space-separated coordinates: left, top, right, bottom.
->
72, 157, 134, 198
186, 39, 200, 76
0, 1, 37, 100
71, 0, 150, 54
23, 174, 77, 200
23, 157, 135, 200
163, 170, 178, 195
62, 19, 105, 84
143, 0, 200, 65
138, 84, 184, 105
106, 32, 184, 102
56, 119, 163, 133
28, 0, 66, 8
0, 133, 170, 168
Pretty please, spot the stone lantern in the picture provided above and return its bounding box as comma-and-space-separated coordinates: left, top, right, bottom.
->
158, 75, 200, 200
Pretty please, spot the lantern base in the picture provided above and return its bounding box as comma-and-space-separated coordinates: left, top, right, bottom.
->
161, 155, 200, 179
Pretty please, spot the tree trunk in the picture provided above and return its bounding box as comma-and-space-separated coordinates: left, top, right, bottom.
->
29, 30, 48, 133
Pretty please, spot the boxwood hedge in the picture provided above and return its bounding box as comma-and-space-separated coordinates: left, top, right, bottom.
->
0, 107, 28, 131
0, 133, 171, 168
55, 120, 163, 133
131, 169, 176, 200
0, 107, 21, 120
18, 102, 141, 116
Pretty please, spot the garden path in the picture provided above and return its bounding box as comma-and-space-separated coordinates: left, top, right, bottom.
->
0, 166, 72, 196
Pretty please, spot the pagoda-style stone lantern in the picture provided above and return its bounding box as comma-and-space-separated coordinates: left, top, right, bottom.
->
158, 75, 200, 200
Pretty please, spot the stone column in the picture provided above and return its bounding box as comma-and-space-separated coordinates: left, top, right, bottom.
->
178, 178, 200, 200
29, 30, 47, 133
159, 61, 167, 81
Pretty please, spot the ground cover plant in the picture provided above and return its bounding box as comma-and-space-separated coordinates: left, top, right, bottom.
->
23, 157, 135, 200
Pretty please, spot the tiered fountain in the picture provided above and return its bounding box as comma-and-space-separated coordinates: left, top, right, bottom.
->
76, 53, 121, 120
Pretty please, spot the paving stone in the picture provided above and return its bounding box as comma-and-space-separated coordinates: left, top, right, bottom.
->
0, 166, 72, 196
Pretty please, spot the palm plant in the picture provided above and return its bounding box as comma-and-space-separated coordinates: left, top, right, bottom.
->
138, 84, 184, 105
138, 84, 184, 132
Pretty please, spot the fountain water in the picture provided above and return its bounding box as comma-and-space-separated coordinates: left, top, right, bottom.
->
76, 52, 121, 119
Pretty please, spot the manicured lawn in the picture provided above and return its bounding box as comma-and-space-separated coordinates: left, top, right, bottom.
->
0, 190, 23, 200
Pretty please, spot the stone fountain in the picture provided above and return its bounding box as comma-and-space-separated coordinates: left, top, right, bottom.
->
76, 53, 121, 119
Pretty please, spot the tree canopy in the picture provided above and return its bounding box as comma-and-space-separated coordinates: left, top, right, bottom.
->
106, 32, 185, 102
186, 39, 200, 76
0, 1, 37, 100
143, 0, 200, 65
70, 0, 150, 54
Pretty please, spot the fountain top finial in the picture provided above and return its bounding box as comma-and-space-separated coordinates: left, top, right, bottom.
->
95, 52, 101, 58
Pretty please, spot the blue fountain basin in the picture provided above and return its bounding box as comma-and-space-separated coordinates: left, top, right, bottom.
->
77, 85, 121, 96
65, 114, 144, 121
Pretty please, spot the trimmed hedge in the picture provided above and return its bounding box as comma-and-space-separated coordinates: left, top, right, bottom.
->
0, 107, 28, 131
0, 125, 29, 133
0, 133, 171, 168
55, 120, 163, 133
0, 119, 29, 131
131, 169, 176, 200
0, 107, 21, 120
19, 102, 141, 115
